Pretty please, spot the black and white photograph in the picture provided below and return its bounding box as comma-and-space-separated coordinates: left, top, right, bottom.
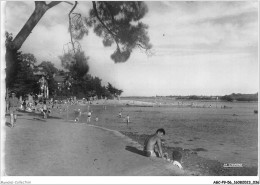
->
1, 1, 259, 184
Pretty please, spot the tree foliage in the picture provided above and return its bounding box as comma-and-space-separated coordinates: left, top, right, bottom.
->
59, 51, 89, 80
220, 93, 258, 102
12, 53, 38, 96
38, 61, 58, 76
107, 82, 123, 97
87, 1, 152, 63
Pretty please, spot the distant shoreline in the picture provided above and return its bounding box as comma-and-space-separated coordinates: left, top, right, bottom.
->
121, 92, 258, 102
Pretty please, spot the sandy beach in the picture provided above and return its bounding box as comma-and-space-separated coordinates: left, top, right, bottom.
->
4, 110, 187, 176
3, 99, 258, 176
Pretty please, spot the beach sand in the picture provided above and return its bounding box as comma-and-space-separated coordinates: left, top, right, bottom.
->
3, 99, 258, 176
73, 99, 258, 176
4, 111, 186, 176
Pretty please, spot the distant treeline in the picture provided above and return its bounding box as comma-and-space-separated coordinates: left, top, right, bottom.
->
220, 93, 258, 102
163, 93, 258, 102
122, 93, 258, 102
175, 95, 213, 100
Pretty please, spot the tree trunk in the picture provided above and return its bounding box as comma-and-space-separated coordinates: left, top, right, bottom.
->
10, 2, 48, 50
10, 2, 56, 50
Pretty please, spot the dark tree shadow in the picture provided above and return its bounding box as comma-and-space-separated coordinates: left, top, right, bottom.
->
125, 146, 147, 157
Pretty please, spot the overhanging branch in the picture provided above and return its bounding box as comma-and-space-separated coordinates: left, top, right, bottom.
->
47, 1, 62, 9
136, 43, 148, 50
63, 1, 74, 5
69, 1, 78, 53
92, 1, 120, 51
104, 2, 115, 24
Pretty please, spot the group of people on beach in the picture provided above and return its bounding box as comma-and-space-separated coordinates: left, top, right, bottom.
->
6, 91, 53, 127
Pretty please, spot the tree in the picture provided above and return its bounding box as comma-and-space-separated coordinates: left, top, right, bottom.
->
6, 2, 64, 51
12, 53, 38, 96
5, 32, 22, 89
6, 1, 151, 97
38, 61, 58, 76
88, 1, 152, 62
107, 82, 123, 98
59, 51, 89, 80
6, 1, 151, 62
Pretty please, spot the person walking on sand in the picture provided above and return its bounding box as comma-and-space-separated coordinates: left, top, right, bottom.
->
143, 128, 166, 158
126, 115, 130, 125
22, 99, 27, 111
87, 110, 92, 122
43, 100, 48, 119
8, 92, 20, 127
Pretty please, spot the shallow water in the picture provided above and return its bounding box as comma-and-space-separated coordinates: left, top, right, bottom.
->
65, 100, 258, 168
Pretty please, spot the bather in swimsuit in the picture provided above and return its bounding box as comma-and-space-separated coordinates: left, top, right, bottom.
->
144, 150, 156, 157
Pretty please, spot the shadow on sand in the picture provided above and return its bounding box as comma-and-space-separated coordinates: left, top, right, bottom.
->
5, 122, 12, 128
17, 110, 62, 120
125, 146, 147, 157
5, 113, 23, 117
29, 118, 47, 122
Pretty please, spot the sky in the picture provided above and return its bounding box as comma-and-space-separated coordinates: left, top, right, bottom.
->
3, 1, 259, 96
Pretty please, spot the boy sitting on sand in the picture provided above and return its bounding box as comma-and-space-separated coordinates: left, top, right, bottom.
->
143, 128, 165, 158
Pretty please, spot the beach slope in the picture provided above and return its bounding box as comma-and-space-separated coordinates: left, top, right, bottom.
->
3, 113, 185, 176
